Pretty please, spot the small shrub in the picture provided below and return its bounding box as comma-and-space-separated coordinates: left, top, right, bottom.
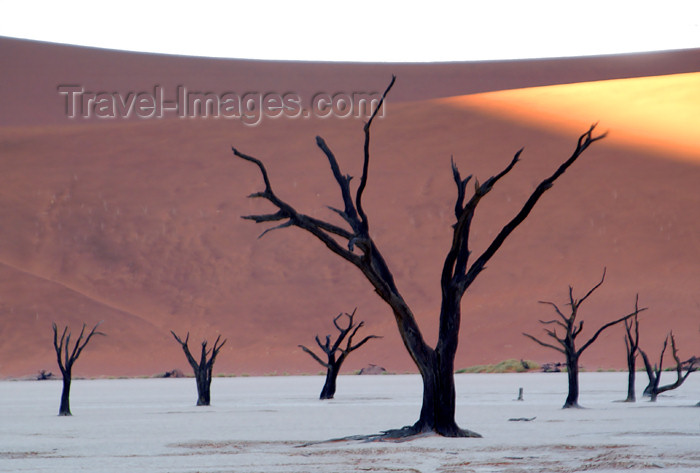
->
456, 359, 540, 374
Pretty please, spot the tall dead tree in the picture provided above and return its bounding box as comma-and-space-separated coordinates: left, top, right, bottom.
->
640, 332, 697, 402
171, 331, 226, 406
622, 294, 641, 402
299, 308, 381, 400
523, 270, 645, 408
52, 322, 105, 416
233, 75, 606, 437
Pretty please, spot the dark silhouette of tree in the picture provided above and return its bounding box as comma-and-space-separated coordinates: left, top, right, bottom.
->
233, 75, 606, 437
52, 322, 105, 416
523, 270, 645, 408
170, 331, 226, 406
299, 308, 381, 400
640, 332, 698, 402
37, 369, 54, 380
622, 294, 642, 402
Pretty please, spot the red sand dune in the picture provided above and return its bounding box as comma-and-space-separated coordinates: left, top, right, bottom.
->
0, 37, 699, 378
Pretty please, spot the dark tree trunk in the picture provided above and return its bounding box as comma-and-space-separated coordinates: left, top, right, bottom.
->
392, 301, 478, 437
649, 387, 660, 402
320, 363, 339, 400
59, 372, 72, 416
412, 353, 471, 436
625, 352, 636, 402
563, 354, 581, 408
195, 370, 212, 406
622, 296, 640, 402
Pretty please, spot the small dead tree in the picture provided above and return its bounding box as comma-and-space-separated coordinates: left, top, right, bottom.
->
234, 75, 605, 437
37, 369, 54, 380
170, 331, 226, 406
52, 322, 105, 416
622, 294, 641, 402
523, 270, 645, 408
639, 332, 698, 402
299, 308, 381, 400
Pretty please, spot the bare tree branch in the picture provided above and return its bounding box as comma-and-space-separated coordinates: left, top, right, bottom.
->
52, 322, 105, 374
299, 308, 380, 399
357, 75, 396, 233
299, 344, 329, 368
461, 125, 606, 293
171, 331, 198, 369
577, 307, 647, 355
523, 332, 565, 354
576, 268, 607, 307
652, 333, 697, 398
171, 330, 227, 406
525, 271, 645, 408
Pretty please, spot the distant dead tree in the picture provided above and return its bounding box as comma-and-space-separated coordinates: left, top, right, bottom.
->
52, 322, 105, 416
639, 332, 698, 402
299, 308, 381, 400
170, 331, 226, 406
37, 369, 54, 380
523, 270, 645, 408
233, 75, 605, 437
622, 294, 642, 402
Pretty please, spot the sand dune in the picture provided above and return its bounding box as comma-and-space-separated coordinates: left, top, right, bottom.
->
0, 38, 699, 378
3, 36, 700, 126
449, 72, 700, 163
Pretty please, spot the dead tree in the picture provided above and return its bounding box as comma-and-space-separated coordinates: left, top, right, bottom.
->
523, 270, 645, 408
52, 322, 105, 416
170, 331, 226, 406
37, 369, 54, 380
233, 75, 606, 437
622, 294, 642, 402
299, 308, 381, 400
640, 332, 698, 402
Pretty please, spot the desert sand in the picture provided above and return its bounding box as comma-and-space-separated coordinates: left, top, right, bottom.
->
0, 37, 699, 378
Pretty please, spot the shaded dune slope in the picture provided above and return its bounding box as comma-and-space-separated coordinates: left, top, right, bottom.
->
0, 38, 698, 378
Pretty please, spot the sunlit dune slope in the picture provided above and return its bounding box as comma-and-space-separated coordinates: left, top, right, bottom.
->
448, 72, 700, 163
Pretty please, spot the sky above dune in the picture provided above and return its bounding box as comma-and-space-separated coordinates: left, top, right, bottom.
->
1, 1, 699, 62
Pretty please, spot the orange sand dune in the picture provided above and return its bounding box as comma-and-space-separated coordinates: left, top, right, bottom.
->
1, 38, 699, 379
449, 73, 700, 163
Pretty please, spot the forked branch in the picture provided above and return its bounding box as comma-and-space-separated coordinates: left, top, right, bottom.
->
52, 322, 105, 374
233, 78, 426, 364
641, 332, 698, 401
524, 275, 646, 358
299, 308, 381, 400
299, 308, 381, 367
445, 125, 606, 297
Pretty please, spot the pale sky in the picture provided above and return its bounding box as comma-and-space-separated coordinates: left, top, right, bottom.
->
1, 0, 699, 62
